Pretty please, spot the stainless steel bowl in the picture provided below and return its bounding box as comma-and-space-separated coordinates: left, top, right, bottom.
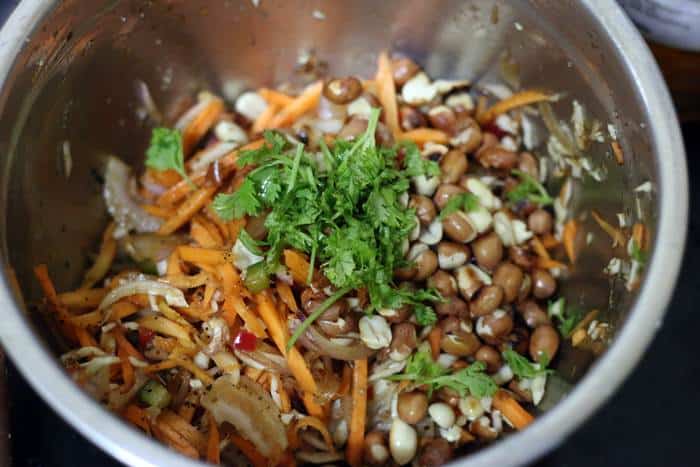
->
0, 1, 687, 466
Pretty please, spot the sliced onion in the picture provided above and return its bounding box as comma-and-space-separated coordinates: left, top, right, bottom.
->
119, 233, 186, 263
291, 319, 373, 361
202, 375, 288, 465
234, 341, 290, 375
189, 141, 237, 173
104, 157, 162, 234
99, 279, 187, 316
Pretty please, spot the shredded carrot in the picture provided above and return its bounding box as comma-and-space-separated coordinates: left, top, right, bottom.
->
283, 249, 312, 285
276, 280, 298, 313
138, 315, 195, 349
146, 167, 182, 188
142, 204, 176, 219
157, 185, 218, 235
206, 412, 221, 464
270, 81, 323, 128
250, 104, 281, 135
205, 206, 231, 243
57, 288, 107, 308
478, 90, 553, 124
346, 359, 368, 467
163, 272, 209, 289
632, 222, 648, 250
530, 236, 551, 261
116, 339, 135, 393
229, 434, 267, 467
123, 404, 151, 433
591, 210, 625, 248
375, 51, 400, 138
74, 326, 98, 347
228, 218, 247, 244
475, 95, 489, 122
259, 88, 295, 107
34, 264, 77, 342
541, 233, 560, 250
167, 249, 182, 276
191, 215, 223, 248
611, 140, 624, 165
428, 327, 442, 361
182, 97, 224, 156
143, 359, 178, 374
159, 410, 207, 453
257, 292, 317, 395
218, 262, 267, 337
156, 140, 264, 207
112, 300, 140, 321
301, 392, 325, 420
493, 389, 534, 429
81, 223, 117, 289
536, 258, 567, 270
399, 128, 450, 146
178, 245, 229, 265
337, 364, 352, 396
562, 219, 579, 264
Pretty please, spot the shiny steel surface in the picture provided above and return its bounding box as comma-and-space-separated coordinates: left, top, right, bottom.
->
0, 1, 687, 466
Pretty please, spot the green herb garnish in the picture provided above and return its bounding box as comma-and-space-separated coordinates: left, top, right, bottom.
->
507, 169, 553, 206
211, 108, 441, 348
502, 349, 551, 379
629, 240, 648, 265
439, 193, 481, 219
547, 297, 585, 337
145, 127, 195, 188
389, 349, 497, 398
237, 229, 264, 256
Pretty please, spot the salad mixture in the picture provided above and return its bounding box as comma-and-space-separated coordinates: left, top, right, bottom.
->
34, 51, 648, 466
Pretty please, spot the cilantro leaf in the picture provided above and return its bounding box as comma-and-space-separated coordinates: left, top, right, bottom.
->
237, 229, 264, 255
629, 239, 647, 265
145, 128, 194, 186
507, 169, 553, 206
439, 193, 481, 219
389, 349, 497, 398
211, 178, 261, 220
403, 142, 440, 178
502, 349, 550, 379
414, 305, 437, 326
547, 297, 585, 337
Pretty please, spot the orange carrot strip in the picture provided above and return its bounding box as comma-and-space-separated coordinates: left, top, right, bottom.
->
146, 168, 182, 188
228, 218, 247, 244
157, 140, 264, 207
123, 404, 151, 433
182, 97, 224, 156
178, 245, 229, 265
530, 237, 551, 261
81, 222, 117, 289
346, 359, 368, 467
157, 185, 218, 235
399, 128, 450, 146
206, 412, 221, 464
478, 90, 553, 124
337, 364, 352, 396
276, 280, 298, 313
252, 103, 279, 134
562, 219, 579, 264
283, 249, 312, 285
205, 206, 231, 244
611, 140, 624, 165
493, 389, 534, 429
166, 249, 182, 276
142, 204, 176, 219
375, 51, 400, 138
34, 264, 77, 342
152, 418, 200, 459
190, 220, 217, 248
259, 88, 295, 107
632, 222, 648, 250
57, 288, 107, 308
257, 294, 315, 388
541, 233, 560, 250
229, 434, 267, 467
75, 326, 98, 347
270, 81, 323, 128
112, 301, 140, 321
428, 327, 442, 361
591, 210, 625, 248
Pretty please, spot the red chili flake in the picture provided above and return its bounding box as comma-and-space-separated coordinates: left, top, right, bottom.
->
482, 122, 509, 139
138, 327, 155, 349
233, 330, 257, 351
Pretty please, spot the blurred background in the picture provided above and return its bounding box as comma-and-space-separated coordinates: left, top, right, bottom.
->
0, 0, 698, 466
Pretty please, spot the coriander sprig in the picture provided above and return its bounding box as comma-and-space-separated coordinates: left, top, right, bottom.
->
145, 127, 195, 188
389, 349, 497, 398
507, 169, 553, 206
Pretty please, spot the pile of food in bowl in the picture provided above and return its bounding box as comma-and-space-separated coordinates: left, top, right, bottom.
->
33, 51, 649, 466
